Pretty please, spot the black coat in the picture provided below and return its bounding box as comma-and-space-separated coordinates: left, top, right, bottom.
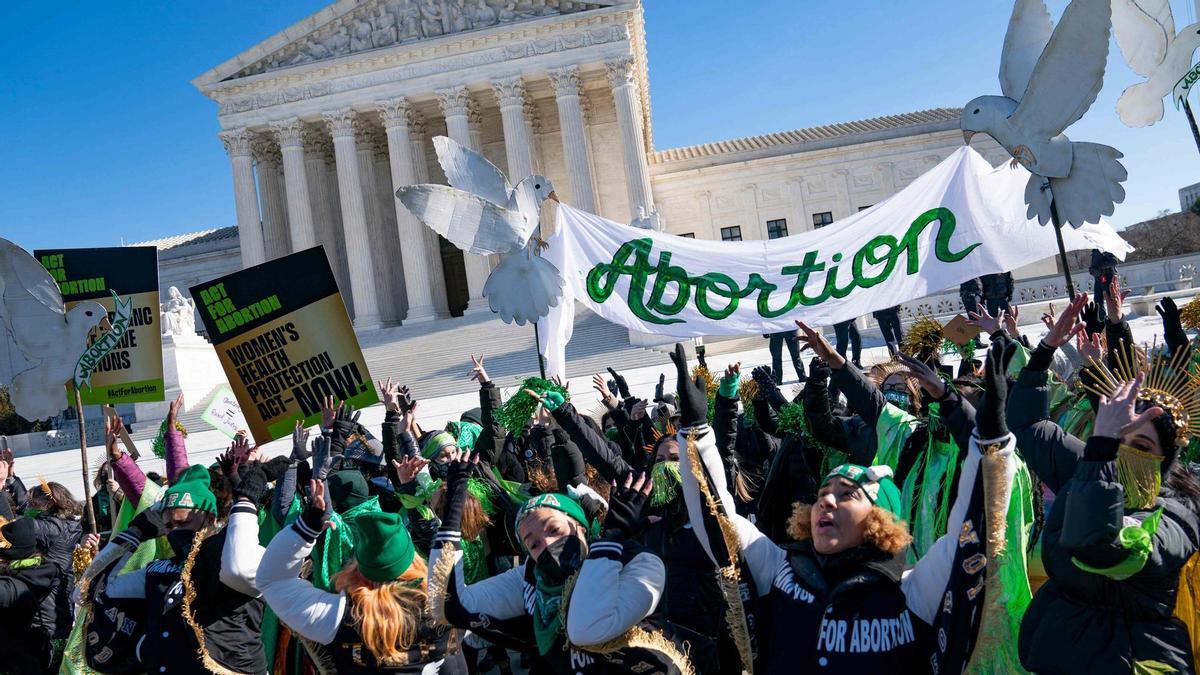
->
0, 560, 58, 674
1009, 364, 1200, 673
30, 515, 81, 639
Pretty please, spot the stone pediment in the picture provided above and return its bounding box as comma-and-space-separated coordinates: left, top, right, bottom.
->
216, 0, 619, 82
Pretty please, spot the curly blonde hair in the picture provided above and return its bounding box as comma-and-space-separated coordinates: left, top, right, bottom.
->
785, 502, 912, 555
331, 557, 429, 663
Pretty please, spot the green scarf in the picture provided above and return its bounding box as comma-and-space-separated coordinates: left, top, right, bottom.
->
312, 496, 382, 591
900, 410, 960, 562
1056, 395, 1094, 439
531, 570, 566, 655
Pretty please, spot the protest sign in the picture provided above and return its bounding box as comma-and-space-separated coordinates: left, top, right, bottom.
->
34, 246, 163, 405
537, 147, 1132, 377
200, 384, 248, 440
189, 246, 377, 444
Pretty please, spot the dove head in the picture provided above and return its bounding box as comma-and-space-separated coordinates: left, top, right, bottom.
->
524, 175, 555, 204
960, 96, 1019, 142
66, 301, 107, 344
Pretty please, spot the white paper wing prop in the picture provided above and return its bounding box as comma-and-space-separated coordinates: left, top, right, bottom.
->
1024, 142, 1127, 227
432, 136, 512, 207
1000, 0, 1054, 100
1112, 0, 1174, 78
482, 251, 564, 325
395, 184, 533, 256
0, 237, 106, 420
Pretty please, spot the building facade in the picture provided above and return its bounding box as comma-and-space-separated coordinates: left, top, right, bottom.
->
186, 0, 1028, 330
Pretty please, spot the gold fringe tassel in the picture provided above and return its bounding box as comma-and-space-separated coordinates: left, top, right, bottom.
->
181, 524, 252, 675
426, 545, 458, 625
980, 448, 1010, 560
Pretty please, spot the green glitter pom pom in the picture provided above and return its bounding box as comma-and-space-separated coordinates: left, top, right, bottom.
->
495, 377, 569, 431
151, 418, 188, 459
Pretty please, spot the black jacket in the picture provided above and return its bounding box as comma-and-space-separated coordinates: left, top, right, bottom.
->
31, 515, 81, 639
0, 559, 57, 674
980, 272, 1014, 301
1009, 358, 1200, 673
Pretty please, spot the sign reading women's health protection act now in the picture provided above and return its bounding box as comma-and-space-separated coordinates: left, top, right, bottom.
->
33, 246, 164, 405
189, 246, 377, 445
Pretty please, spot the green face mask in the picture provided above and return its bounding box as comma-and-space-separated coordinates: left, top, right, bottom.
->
23, 508, 44, 519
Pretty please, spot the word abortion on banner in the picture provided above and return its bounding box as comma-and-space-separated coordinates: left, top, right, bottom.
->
189, 246, 377, 445
537, 147, 1132, 376
34, 246, 164, 405
1175, 61, 1200, 109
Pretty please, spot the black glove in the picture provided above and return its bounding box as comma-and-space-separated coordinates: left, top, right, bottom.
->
550, 429, 587, 489
261, 455, 292, 483
602, 473, 651, 542
751, 365, 788, 409
695, 344, 708, 369
606, 367, 631, 399
653, 373, 666, 403
977, 339, 1017, 439
1081, 301, 1104, 336
232, 462, 269, 504
329, 404, 361, 455
807, 357, 832, 385
669, 343, 709, 428
126, 508, 165, 543
1157, 297, 1189, 355
440, 453, 475, 533
310, 435, 334, 480
397, 385, 416, 413
297, 487, 329, 539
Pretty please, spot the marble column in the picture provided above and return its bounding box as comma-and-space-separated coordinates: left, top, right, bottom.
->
742, 183, 762, 239
219, 128, 265, 268
438, 86, 490, 313
549, 66, 597, 213
408, 112, 450, 316
833, 168, 854, 218
606, 56, 654, 222
354, 119, 403, 326
323, 108, 383, 330
492, 76, 535, 181
301, 127, 352, 309
787, 176, 809, 232
379, 98, 442, 322
252, 138, 291, 260
373, 128, 409, 321
271, 117, 318, 251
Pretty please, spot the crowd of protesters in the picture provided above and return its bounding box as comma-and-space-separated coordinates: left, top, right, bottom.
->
1, 282, 1198, 674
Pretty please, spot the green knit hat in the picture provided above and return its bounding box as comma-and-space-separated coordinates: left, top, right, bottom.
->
823, 464, 904, 520
352, 511, 417, 583
515, 492, 598, 551
162, 465, 218, 516
421, 431, 457, 460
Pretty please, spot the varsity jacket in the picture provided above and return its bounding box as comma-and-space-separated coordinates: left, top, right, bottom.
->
90, 503, 267, 674
679, 422, 1015, 672
427, 531, 682, 674
1008, 354, 1200, 673
258, 520, 463, 674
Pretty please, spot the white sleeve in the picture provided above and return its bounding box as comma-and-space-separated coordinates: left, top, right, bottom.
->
257, 523, 346, 645
677, 425, 783, 597
219, 502, 267, 597
902, 432, 1015, 624
429, 533, 528, 621
93, 542, 145, 599
567, 545, 664, 646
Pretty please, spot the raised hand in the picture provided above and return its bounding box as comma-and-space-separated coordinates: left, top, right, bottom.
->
977, 339, 1018, 440
1080, 301, 1104, 336
1003, 305, 1020, 339
1043, 292, 1088, 348
603, 472, 654, 542
469, 354, 490, 384
1040, 303, 1056, 331
401, 400, 419, 434
654, 373, 666, 403
795, 320, 844, 369
1075, 330, 1103, 364
630, 400, 648, 421
166, 392, 184, 428
392, 456, 429, 484
1105, 275, 1129, 324
1093, 373, 1162, 440
231, 436, 257, 464
232, 461, 269, 504
593, 373, 619, 409
967, 304, 1004, 336
440, 449, 479, 533
379, 376, 401, 412
606, 367, 631, 399
310, 435, 334, 481
1156, 297, 1189, 353
897, 354, 946, 400
669, 343, 708, 428
321, 394, 338, 431
718, 362, 741, 399
105, 414, 123, 461
291, 421, 311, 460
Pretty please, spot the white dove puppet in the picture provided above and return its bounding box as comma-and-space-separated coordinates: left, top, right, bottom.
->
1111, 0, 1200, 128
395, 136, 563, 325
961, 0, 1127, 228
0, 237, 106, 421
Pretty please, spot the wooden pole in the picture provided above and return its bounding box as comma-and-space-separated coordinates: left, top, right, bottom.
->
72, 386, 98, 534
1043, 180, 1077, 298
1183, 99, 1200, 158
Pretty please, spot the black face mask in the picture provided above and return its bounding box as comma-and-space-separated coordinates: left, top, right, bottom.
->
535, 531, 587, 585
428, 460, 449, 481
167, 529, 198, 558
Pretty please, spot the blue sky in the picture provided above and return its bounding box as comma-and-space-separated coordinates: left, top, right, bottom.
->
2, 0, 1198, 252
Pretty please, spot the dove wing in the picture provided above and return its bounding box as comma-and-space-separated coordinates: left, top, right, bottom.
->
1000, 0, 1054, 100
1112, 0, 1174, 77
432, 135, 513, 207
395, 184, 532, 256
1010, 0, 1111, 139
0, 238, 68, 359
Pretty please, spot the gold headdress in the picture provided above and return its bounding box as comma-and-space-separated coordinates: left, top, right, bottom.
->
867, 360, 921, 404
643, 421, 679, 456
1077, 341, 1200, 446
900, 315, 944, 357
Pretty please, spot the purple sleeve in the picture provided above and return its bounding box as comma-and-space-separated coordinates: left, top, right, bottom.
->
165, 429, 189, 483
111, 453, 146, 504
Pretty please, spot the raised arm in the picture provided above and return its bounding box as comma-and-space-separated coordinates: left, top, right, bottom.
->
164, 394, 189, 482
220, 464, 269, 597
548, 400, 632, 482
105, 416, 145, 503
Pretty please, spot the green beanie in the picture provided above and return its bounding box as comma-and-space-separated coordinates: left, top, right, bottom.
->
162, 465, 218, 516
327, 470, 370, 512
446, 420, 482, 450
515, 492, 598, 551
352, 511, 417, 583
823, 463, 904, 520
421, 431, 457, 459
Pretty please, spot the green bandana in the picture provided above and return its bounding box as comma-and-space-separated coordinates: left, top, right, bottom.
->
446, 420, 482, 450
824, 463, 904, 520
421, 431, 456, 460
312, 496, 381, 591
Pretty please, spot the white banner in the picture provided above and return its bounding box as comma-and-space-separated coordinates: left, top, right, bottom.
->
538, 147, 1131, 376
